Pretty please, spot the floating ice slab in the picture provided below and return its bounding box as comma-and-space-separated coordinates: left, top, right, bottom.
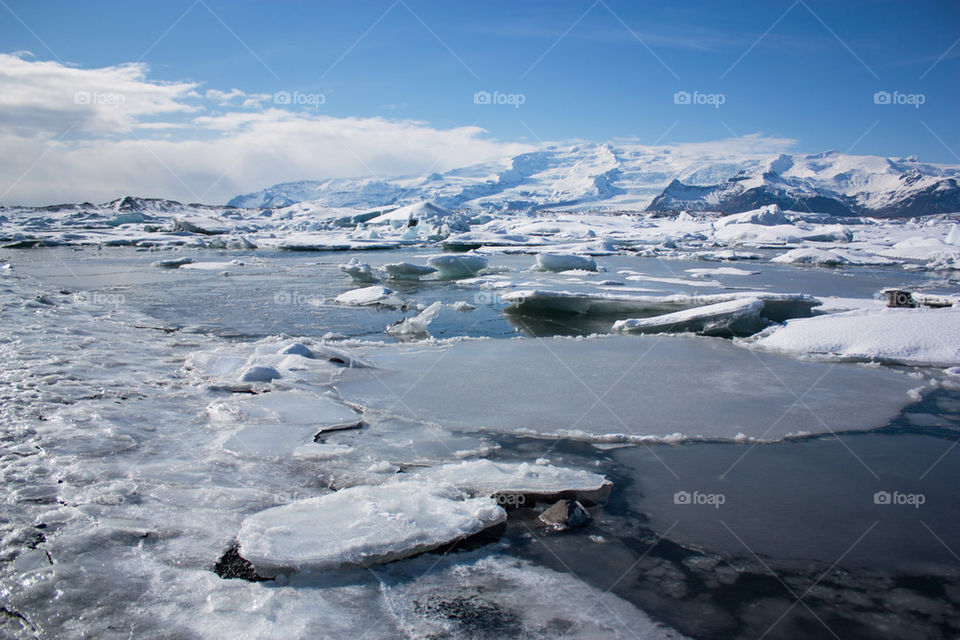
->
237, 482, 506, 572
426, 254, 488, 279
613, 298, 765, 337
380, 262, 437, 280
334, 285, 404, 308
535, 253, 598, 272
408, 459, 609, 499
503, 289, 819, 322
333, 335, 922, 442
748, 307, 960, 367
152, 256, 194, 268
686, 267, 759, 277
771, 247, 895, 266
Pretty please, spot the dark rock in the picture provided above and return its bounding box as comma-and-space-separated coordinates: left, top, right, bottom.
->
537, 499, 592, 531
213, 545, 271, 582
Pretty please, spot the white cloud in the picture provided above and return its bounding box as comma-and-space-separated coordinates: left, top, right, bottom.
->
0, 54, 531, 205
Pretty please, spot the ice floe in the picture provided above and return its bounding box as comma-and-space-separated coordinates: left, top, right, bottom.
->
426, 253, 489, 279
613, 298, 766, 337
748, 306, 960, 367
237, 482, 506, 573
334, 285, 405, 308
332, 335, 924, 442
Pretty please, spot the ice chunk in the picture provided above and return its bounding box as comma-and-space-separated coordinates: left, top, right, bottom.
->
613, 298, 766, 337
503, 289, 819, 322
338, 258, 379, 283
535, 253, 598, 272
452, 300, 475, 312
334, 335, 922, 442
771, 247, 895, 266
237, 482, 506, 572
387, 301, 442, 338
426, 254, 488, 279
151, 256, 193, 268
713, 204, 789, 227
334, 285, 404, 308
748, 307, 960, 367
173, 215, 230, 235
685, 267, 759, 277
240, 366, 281, 383
379, 262, 437, 280
408, 459, 609, 502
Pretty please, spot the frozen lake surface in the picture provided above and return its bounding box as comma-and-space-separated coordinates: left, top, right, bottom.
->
1, 244, 959, 639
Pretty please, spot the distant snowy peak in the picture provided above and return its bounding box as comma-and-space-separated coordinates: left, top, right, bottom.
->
227, 143, 960, 217
646, 152, 960, 217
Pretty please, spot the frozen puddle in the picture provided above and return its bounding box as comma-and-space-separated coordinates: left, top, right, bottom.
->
237, 482, 506, 573
333, 335, 924, 442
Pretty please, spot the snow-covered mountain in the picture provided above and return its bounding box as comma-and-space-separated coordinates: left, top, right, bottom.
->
228, 144, 960, 217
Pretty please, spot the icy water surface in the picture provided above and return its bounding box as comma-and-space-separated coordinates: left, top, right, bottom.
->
2, 246, 959, 639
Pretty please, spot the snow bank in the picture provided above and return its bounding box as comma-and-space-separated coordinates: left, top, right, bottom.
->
613, 298, 765, 337
237, 482, 505, 572
748, 307, 960, 367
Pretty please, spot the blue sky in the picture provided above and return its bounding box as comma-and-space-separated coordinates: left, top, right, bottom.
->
1, 0, 958, 203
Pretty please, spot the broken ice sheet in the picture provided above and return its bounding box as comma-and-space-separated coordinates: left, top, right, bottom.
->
332, 335, 924, 442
